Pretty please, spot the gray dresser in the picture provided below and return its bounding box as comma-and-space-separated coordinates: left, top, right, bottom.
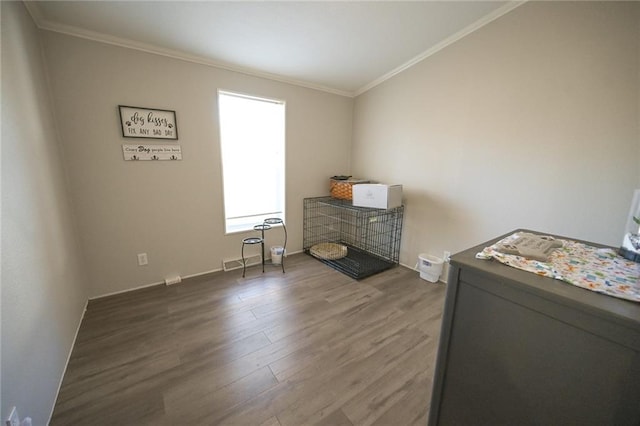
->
428, 230, 640, 425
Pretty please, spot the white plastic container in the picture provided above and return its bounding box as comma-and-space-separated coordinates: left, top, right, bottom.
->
270, 246, 284, 264
418, 254, 443, 283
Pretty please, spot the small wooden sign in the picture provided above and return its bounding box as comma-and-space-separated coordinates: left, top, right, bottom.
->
119, 105, 178, 140
122, 144, 182, 161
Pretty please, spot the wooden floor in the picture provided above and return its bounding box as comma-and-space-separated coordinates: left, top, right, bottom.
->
51, 253, 446, 425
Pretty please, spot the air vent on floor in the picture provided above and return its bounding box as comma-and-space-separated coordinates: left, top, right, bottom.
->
223, 254, 261, 272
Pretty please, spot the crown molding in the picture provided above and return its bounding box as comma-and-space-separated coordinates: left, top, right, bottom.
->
23, 0, 526, 99
22, 1, 354, 98
354, 1, 527, 97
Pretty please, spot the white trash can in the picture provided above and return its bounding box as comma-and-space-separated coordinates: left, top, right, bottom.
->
418, 253, 444, 283
270, 246, 284, 265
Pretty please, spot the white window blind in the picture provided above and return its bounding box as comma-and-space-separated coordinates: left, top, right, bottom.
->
218, 91, 285, 233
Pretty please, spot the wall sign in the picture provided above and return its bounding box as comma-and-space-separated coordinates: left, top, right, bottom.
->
119, 105, 178, 140
122, 144, 182, 161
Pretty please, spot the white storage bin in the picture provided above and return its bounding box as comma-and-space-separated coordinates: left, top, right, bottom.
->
418, 254, 443, 283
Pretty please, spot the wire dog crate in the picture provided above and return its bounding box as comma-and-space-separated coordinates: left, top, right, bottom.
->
303, 196, 404, 279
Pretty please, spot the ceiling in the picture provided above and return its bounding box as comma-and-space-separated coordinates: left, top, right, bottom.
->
26, 1, 523, 97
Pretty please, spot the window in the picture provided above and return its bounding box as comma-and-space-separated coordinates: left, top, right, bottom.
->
218, 90, 285, 233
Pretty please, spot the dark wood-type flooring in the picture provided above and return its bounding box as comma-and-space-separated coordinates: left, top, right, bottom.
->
51, 253, 446, 425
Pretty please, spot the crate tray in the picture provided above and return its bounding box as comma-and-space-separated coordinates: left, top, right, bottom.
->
306, 244, 396, 280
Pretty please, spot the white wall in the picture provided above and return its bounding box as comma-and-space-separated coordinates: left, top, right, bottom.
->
352, 1, 640, 269
41, 32, 353, 298
1, 2, 89, 424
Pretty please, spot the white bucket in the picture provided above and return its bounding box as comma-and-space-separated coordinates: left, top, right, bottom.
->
418, 254, 444, 283
270, 246, 284, 265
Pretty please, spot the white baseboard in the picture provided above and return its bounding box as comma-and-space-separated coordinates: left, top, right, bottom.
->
89, 279, 165, 300
48, 299, 87, 424
90, 250, 304, 300
181, 267, 223, 280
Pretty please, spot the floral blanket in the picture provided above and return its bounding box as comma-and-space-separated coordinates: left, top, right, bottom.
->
476, 232, 640, 303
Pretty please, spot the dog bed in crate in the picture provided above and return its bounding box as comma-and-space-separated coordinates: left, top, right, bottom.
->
310, 242, 348, 260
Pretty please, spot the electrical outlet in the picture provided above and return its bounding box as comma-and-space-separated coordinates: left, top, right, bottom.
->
137, 253, 148, 266
6, 407, 19, 426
